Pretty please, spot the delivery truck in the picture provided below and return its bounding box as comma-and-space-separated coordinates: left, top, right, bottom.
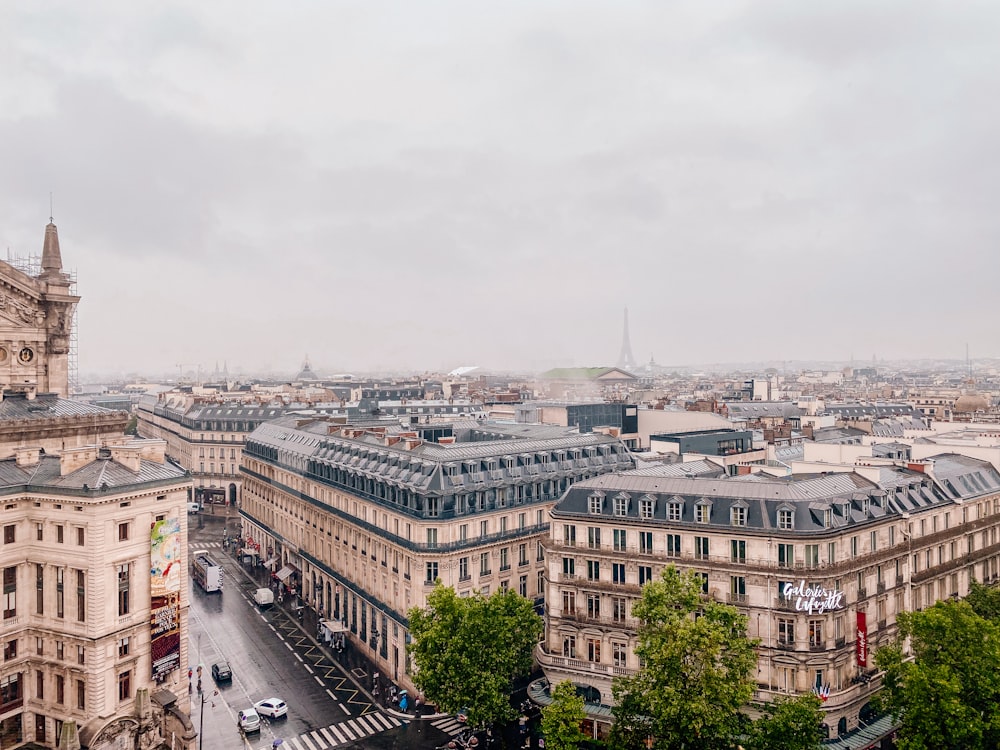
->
191, 550, 224, 593
253, 588, 274, 608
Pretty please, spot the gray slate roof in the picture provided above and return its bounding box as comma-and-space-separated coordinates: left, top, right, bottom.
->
0, 453, 187, 495
0, 393, 121, 420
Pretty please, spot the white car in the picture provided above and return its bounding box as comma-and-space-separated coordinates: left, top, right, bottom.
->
237, 708, 261, 733
255, 698, 288, 719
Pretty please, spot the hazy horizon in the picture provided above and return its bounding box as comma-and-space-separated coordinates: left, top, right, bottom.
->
4, 2, 999, 375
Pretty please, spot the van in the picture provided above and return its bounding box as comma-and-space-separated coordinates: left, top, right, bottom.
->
253, 588, 274, 608
187, 502, 202, 514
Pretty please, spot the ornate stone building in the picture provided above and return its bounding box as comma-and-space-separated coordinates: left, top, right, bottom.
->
539, 454, 1000, 746
0, 222, 195, 750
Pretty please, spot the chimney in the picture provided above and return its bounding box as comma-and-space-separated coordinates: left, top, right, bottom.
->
14, 447, 42, 467
60, 446, 101, 476
109, 445, 142, 473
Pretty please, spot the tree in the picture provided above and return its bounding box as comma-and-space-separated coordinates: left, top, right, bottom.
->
540, 680, 588, 750
875, 599, 1000, 750
609, 565, 759, 750
407, 583, 543, 728
965, 579, 1000, 623
746, 694, 824, 750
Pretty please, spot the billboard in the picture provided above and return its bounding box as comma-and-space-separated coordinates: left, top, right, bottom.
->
150, 517, 182, 680
856, 611, 868, 667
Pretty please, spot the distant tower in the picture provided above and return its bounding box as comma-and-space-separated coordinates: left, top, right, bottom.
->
617, 307, 637, 371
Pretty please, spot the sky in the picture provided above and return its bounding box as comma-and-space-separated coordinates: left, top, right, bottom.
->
1, 1, 998, 378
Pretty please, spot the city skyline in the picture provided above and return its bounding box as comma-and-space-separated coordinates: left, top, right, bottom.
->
3, 2, 999, 375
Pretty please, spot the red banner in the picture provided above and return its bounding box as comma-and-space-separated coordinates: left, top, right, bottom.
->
856, 611, 868, 667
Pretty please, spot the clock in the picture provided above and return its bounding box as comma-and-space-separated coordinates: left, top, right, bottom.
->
18, 347, 33, 364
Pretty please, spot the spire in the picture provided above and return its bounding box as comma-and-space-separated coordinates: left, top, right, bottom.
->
617, 307, 636, 371
40, 220, 64, 277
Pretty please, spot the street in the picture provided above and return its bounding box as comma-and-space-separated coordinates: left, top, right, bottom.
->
187, 515, 462, 750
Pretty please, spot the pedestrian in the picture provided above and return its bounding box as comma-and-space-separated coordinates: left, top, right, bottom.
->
414, 695, 421, 715
519, 715, 527, 736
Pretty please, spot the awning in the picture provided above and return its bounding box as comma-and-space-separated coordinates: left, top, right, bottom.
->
276, 565, 296, 582
320, 619, 348, 634
264, 558, 277, 569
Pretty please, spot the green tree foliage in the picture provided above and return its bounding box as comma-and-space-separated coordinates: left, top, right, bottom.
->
609, 565, 759, 750
407, 583, 543, 728
965, 579, 1000, 623
875, 599, 1000, 750
125, 415, 138, 435
746, 694, 824, 750
540, 680, 588, 750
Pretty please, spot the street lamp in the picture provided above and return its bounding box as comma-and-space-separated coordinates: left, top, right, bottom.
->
198, 686, 218, 750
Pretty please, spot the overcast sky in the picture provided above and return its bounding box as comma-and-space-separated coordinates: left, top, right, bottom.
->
2, 1, 998, 378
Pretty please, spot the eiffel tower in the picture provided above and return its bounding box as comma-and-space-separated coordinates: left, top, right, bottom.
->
617, 307, 636, 371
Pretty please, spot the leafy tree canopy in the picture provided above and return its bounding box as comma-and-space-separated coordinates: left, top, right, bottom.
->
540, 680, 588, 750
609, 565, 759, 750
746, 694, 824, 750
875, 599, 1000, 750
966, 579, 1000, 623
407, 584, 543, 727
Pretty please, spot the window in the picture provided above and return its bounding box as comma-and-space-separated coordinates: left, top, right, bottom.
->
851, 536, 858, 557
77, 679, 85, 710
560, 591, 579, 621
3, 525, 13, 544
35, 523, 42, 541
500, 517, 508, 534
613, 529, 627, 552
77, 645, 85, 664
827, 542, 836, 565
458, 557, 469, 581
56, 641, 63, 661
587, 594, 601, 618
76, 570, 85, 622
76, 527, 85, 546
3, 566, 16, 619
588, 496, 602, 514
117, 564, 130, 616
3, 639, 16, 660
666, 534, 681, 557
731, 539, 746, 564
808, 620, 823, 647
613, 641, 627, 667
118, 670, 131, 702
805, 544, 819, 568
777, 510, 793, 530
612, 596, 627, 622
499, 548, 510, 571
518, 544, 528, 566
35, 564, 43, 615
481, 552, 492, 576
426, 528, 438, 548
562, 635, 576, 658
587, 527, 601, 549
561, 558, 574, 577
118, 523, 129, 542
668, 502, 682, 522
870, 531, 877, 553
519, 575, 527, 597
587, 560, 600, 581
537, 571, 544, 594
56, 525, 64, 544
730, 575, 746, 601
695, 536, 709, 560
614, 496, 628, 516
563, 525, 576, 546
587, 638, 601, 663
730, 507, 747, 526
639, 532, 653, 554
427, 497, 439, 518
777, 618, 795, 645
459, 524, 468, 542
35, 637, 42, 656
56, 674, 65, 704
537, 541, 545, 562
777, 544, 794, 568
638, 566, 653, 586
823, 509, 832, 528
612, 563, 626, 584
425, 562, 438, 584
695, 503, 710, 524
639, 498, 654, 519
35, 670, 43, 700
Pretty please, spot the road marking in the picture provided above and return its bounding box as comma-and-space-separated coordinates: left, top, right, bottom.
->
285, 642, 294, 651
325, 689, 336, 700
326, 724, 347, 744
339, 703, 350, 715
372, 713, 394, 729
338, 721, 356, 741
319, 727, 337, 745
294, 652, 304, 662
298, 733, 319, 750
308, 730, 328, 748
345, 719, 366, 738
287, 738, 306, 750
314, 675, 324, 686
304, 664, 313, 674
353, 715, 374, 733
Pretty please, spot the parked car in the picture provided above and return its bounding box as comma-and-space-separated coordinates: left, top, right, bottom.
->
237, 708, 261, 733
211, 661, 232, 682
187, 502, 202, 514
255, 698, 288, 719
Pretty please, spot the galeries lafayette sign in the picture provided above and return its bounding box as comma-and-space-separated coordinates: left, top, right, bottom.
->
782, 581, 845, 614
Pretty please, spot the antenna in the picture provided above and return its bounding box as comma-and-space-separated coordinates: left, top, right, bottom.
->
49, 192, 53, 223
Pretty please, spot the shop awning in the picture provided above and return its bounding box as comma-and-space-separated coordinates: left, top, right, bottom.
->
264, 558, 277, 569
320, 619, 348, 634
276, 565, 296, 582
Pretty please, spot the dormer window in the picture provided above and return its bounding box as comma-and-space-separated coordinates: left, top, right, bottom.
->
841, 502, 851, 519
823, 509, 833, 528
639, 497, 655, 519
730, 506, 747, 527
668, 502, 682, 522
862, 498, 870, 516
614, 495, 630, 517
695, 501, 711, 524
778, 509, 794, 530
588, 495, 603, 515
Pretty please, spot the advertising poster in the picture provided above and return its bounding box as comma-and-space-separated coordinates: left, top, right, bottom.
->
150, 518, 182, 679
856, 611, 868, 667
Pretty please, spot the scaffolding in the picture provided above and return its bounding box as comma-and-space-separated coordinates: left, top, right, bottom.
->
3, 252, 80, 394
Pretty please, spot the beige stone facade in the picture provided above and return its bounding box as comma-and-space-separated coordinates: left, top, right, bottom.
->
538, 454, 1000, 742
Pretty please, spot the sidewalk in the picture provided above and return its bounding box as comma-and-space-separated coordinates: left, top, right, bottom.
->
214, 522, 447, 722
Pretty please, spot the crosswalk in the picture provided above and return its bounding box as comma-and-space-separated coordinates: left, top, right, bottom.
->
431, 716, 467, 736
267, 711, 404, 750
197, 541, 223, 549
